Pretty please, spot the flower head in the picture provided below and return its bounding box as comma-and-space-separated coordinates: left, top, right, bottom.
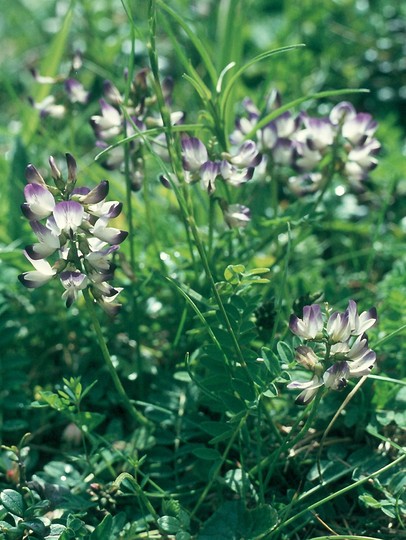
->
287, 300, 378, 404
18, 154, 127, 312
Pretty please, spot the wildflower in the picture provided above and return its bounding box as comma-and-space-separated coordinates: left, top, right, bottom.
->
294, 345, 321, 371
91, 69, 183, 179
18, 253, 57, 288
91, 99, 122, 140
60, 271, 89, 308
221, 203, 251, 229
18, 154, 127, 312
231, 91, 381, 195
287, 300, 378, 404
225, 140, 262, 168
199, 161, 220, 194
288, 173, 323, 196
219, 160, 254, 187
64, 79, 89, 104
346, 299, 377, 335
287, 376, 324, 405
181, 137, 209, 172
29, 95, 66, 119
25, 221, 60, 259
289, 304, 324, 340
326, 310, 351, 343
21, 183, 55, 220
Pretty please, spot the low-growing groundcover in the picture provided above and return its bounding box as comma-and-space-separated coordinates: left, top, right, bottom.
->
0, 1, 405, 539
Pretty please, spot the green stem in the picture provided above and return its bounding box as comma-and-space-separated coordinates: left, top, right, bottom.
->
250, 390, 323, 481
267, 453, 406, 539
190, 413, 248, 519
147, 0, 249, 375
82, 288, 150, 426
187, 213, 250, 372
114, 472, 160, 521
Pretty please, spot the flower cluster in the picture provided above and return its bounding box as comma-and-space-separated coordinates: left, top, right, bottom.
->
287, 300, 377, 404
231, 91, 381, 193
18, 154, 127, 314
181, 136, 261, 192
28, 53, 89, 119
177, 136, 261, 227
91, 70, 184, 189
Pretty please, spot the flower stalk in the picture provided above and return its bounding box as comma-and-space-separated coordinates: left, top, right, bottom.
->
83, 288, 150, 427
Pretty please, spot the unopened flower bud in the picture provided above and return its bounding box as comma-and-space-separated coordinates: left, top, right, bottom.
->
25, 164, 46, 186
66, 153, 77, 187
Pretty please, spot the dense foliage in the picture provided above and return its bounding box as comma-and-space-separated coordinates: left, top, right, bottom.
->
0, 1, 405, 539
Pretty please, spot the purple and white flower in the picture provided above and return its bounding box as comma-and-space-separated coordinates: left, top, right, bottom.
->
22, 183, 55, 220
289, 304, 324, 340
287, 300, 378, 404
287, 375, 324, 405
60, 271, 88, 308
18, 253, 57, 288
18, 154, 127, 312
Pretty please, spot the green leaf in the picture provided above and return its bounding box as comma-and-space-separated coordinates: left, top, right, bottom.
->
220, 45, 305, 116
192, 447, 222, 460
260, 348, 282, 377
156, 0, 218, 86
240, 504, 278, 538
276, 341, 293, 365
359, 493, 381, 509
20, 518, 47, 536
1, 420, 29, 432
219, 391, 246, 414
22, 6, 74, 144
46, 524, 67, 539
209, 431, 234, 445
176, 532, 191, 540
76, 412, 105, 433
243, 267, 270, 276
0, 489, 25, 517
224, 469, 256, 498
90, 514, 113, 540
200, 421, 230, 437
224, 264, 245, 284
36, 391, 68, 411
198, 501, 240, 539
231, 377, 257, 402
6, 137, 28, 242
158, 516, 181, 534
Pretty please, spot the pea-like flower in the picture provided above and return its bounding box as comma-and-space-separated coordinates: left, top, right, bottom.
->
18, 154, 127, 313
289, 304, 324, 340
231, 91, 381, 194
287, 300, 377, 404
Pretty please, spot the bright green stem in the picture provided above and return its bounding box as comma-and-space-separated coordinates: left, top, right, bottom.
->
82, 288, 150, 427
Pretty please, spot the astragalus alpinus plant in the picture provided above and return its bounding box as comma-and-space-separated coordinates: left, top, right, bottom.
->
1, 1, 405, 539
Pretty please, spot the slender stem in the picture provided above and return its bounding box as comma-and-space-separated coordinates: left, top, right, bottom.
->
147, 0, 250, 375
114, 472, 160, 521
187, 212, 251, 373
250, 390, 323, 480
190, 413, 248, 519
267, 453, 406, 538
82, 288, 150, 426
